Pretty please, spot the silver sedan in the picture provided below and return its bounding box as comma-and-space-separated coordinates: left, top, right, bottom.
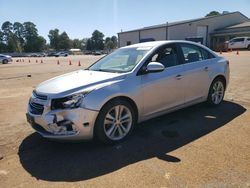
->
0, 54, 12, 64
26, 41, 229, 144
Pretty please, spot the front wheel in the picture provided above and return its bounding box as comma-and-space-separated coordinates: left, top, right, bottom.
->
94, 100, 136, 144
2, 59, 8, 64
207, 78, 225, 106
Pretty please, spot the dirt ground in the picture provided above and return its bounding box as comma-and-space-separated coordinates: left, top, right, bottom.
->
0, 51, 250, 187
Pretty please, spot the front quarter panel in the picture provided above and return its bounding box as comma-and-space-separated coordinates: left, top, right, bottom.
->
81, 75, 142, 115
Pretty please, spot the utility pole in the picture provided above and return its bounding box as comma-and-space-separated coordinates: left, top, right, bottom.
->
166, 22, 169, 40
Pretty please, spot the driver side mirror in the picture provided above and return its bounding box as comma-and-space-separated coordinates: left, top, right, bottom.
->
145, 62, 165, 73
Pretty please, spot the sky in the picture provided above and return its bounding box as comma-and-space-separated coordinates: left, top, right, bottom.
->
0, 0, 250, 42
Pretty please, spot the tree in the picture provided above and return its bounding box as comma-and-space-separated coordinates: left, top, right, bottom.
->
105, 37, 111, 44
104, 36, 117, 52
1, 21, 13, 41
0, 30, 7, 52
48, 29, 60, 50
81, 38, 88, 50
111, 36, 118, 48
105, 40, 115, 52
206, 11, 221, 17
91, 30, 104, 50
23, 22, 46, 52
86, 38, 94, 51
48, 29, 72, 50
58, 31, 71, 50
72, 38, 82, 49
1, 21, 17, 52
13, 22, 25, 52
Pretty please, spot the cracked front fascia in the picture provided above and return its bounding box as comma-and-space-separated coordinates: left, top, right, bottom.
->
35, 107, 98, 139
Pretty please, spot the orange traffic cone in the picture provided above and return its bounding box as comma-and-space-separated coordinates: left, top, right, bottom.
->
36, 59, 38, 63
28, 59, 30, 63
78, 60, 81, 66
41, 59, 43, 63
57, 60, 60, 65
69, 60, 72, 65
236, 51, 239, 55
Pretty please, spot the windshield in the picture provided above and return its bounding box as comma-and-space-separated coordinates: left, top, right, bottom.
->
89, 47, 151, 73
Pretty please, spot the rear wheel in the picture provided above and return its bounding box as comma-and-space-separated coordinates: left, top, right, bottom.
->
95, 100, 136, 144
207, 78, 225, 106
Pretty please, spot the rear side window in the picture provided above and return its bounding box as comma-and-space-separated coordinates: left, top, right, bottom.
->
180, 44, 214, 63
247, 38, 250, 41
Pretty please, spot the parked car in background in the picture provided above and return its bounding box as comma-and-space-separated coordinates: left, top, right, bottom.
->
0, 54, 12, 64
93, 51, 102, 55
84, 50, 92, 55
47, 52, 57, 57
55, 51, 69, 57
227, 37, 250, 50
26, 41, 229, 144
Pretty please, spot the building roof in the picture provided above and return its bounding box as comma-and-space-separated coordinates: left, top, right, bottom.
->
211, 21, 250, 36
118, 11, 250, 34
225, 21, 250, 29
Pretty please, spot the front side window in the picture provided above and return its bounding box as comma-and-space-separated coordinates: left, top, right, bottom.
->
89, 47, 151, 73
180, 44, 213, 63
150, 45, 178, 68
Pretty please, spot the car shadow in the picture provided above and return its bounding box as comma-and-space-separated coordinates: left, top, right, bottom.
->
18, 101, 246, 182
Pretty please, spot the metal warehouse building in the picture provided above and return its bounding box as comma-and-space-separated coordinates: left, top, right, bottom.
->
118, 12, 250, 50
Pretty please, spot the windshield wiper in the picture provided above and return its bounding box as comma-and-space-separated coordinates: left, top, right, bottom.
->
91, 69, 121, 73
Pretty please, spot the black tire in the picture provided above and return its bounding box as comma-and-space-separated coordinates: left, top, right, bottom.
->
2, 59, 8, 64
94, 99, 136, 144
207, 78, 225, 106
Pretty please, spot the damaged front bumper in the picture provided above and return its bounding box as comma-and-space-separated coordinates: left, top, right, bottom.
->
26, 104, 98, 141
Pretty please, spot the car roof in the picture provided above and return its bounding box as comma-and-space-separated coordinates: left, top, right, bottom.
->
121, 40, 218, 57
122, 40, 205, 49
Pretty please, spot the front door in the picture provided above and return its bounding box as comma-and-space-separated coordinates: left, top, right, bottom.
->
141, 44, 185, 118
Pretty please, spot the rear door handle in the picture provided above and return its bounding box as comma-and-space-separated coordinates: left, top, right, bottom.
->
176, 74, 182, 80
204, 67, 209, 71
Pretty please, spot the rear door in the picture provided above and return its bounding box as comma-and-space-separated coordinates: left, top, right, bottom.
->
177, 43, 214, 103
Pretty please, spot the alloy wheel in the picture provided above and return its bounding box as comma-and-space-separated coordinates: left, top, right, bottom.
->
103, 105, 132, 141
211, 81, 224, 104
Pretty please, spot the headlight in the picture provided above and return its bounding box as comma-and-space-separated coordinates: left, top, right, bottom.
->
62, 94, 84, 108
51, 93, 85, 110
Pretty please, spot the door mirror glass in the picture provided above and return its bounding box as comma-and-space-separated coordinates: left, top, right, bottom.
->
146, 62, 165, 73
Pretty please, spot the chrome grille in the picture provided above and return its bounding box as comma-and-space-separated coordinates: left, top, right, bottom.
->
29, 100, 44, 115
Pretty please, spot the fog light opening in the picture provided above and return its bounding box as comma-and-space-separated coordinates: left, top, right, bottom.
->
57, 120, 73, 131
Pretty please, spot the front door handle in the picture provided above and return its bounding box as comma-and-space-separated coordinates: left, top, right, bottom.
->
204, 67, 209, 71
176, 74, 182, 80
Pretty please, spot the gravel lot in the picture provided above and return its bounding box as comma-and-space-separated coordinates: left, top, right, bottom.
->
0, 52, 250, 187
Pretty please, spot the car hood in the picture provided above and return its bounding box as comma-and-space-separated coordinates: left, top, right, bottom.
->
35, 70, 125, 97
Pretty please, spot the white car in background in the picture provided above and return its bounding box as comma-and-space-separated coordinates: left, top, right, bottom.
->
55, 52, 69, 57
0, 54, 12, 64
228, 37, 250, 50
